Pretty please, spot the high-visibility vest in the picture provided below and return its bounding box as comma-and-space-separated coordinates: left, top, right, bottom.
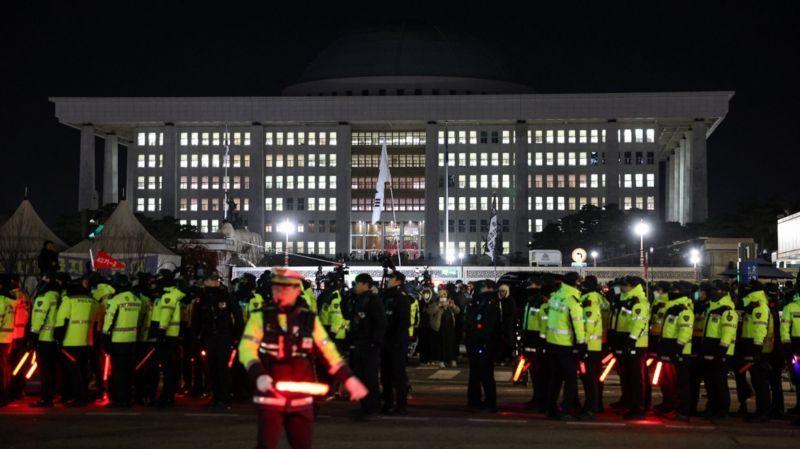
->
56, 294, 98, 347
31, 290, 60, 343
581, 291, 604, 352
103, 291, 142, 343
545, 284, 585, 347
0, 294, 17, 344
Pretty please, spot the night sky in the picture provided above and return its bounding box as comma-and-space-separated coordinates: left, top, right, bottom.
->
2, 1, 798, 225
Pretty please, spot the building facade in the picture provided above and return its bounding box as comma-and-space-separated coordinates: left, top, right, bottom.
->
50, 31, 732, 262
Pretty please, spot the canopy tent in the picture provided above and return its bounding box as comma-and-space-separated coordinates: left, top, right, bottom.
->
60, 200, 180, 275
718, 259, 795, 280
0, 200, 67, 275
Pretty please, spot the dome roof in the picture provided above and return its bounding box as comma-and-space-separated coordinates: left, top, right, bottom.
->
283, 28, 532, 96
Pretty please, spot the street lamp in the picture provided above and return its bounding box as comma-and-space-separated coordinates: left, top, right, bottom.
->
689, 248, 701, 281
633, 219, 650, 273
590, 250, 599, 267
277, 219, 294, 266
458, 251, 465, 280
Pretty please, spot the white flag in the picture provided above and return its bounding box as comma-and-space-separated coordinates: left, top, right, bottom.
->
487, 196, 498, 262
371, 142, 391, 224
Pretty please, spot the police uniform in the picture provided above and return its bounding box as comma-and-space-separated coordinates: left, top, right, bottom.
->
380, 276, 412, 414
54, 281, 99, 406
102, 277, 142, 406
0, 278, 17, 406
580, 281, 605, 416
239, 269, 356, 449
192, 276, 243, 408
700, 287, 738, 418
656, 286, 694, 420
464, 285, 501, 412
611, 280, 649, 419
780, 292, 800, 412
150, 275, 185, 406
545, 278, 585, 419
741, 286, 772, 421
29, 281, 60, 407
133, 275, 159, 405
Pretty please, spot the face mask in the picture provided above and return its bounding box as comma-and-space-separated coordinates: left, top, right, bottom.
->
613, 286, 621, 295
693, 291, 699, 302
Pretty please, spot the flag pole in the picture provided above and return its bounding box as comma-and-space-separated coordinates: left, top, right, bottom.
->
444, 122, 449, 265
387, 162, 401, 267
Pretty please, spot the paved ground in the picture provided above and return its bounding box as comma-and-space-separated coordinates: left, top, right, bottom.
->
1, 366, 799, 449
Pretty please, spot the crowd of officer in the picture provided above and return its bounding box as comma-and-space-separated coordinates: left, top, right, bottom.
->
516, 273, 800, 423
1, 266, 799, 431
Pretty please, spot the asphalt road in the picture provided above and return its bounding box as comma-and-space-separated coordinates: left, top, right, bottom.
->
1, 367, 799, 449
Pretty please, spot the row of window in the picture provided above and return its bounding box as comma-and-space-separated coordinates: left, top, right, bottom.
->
265, 175, 337, 190
264, 220, 336, 234
137, 132, 164, 147
179, 176, 250, 190
439, 196, 512, 211
438, 130, 515, 145
352, 153, 425, 168
530, 151, 655, 166
438, 152, 513, 167
528, 129, 608, 144
178, 132, 251, 147
179, 219, 221, 234
351, 197, 425, 212
351, 131, 425, 146
265, 197, 336, 212
137, 176, 163, 190
449, 174, 513, 189
137, 154, 164, 168
351, 177, 426, 190
530, 196, 607, 211
265, 131, 337, 147
179, 154, 250, 168
136, 197, 162, 212
265, 153, 337, 168
265, 241, 336, 256
445, 218, 510, 234
180, 197, 250, 212
529, 174, 608, 189
441, 241, 510, 257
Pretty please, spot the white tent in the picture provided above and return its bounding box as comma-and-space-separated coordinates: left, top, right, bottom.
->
0, 200, 67, 275
60, 200, 181, 275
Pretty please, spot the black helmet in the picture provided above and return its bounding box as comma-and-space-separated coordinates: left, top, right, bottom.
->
582, 275, 598, 291
112, 273, 131, 289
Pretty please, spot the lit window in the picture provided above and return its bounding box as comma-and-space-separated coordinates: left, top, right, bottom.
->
579, 129, 587, 143
635, 173, 644, 188
557, 152, 565, 166
647, 196, 655, 210
646, 129, 655, 143
557, 196, 565, 211
535, 219, 543, 232
265, 132, 273, 145
469, 153, 477, 166
534, 130, 543, 144
590, 129, 599, 143
180, 132, 188, 146
634, 129, 644, 143
469, 130, 477, 144
546, 130, 554, 144
579, 152, 587, 166
535, 153, 543, 166
546, 196, 554, 211
646, 174, 655, 187
568, 152, 576, 166
535, 197, 543, 211
624, 174, 633, 188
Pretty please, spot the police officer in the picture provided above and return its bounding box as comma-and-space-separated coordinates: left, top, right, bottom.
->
54, 276, 99, 407
545, 271, 585, 420
29, 273, 60, 407
150, 269, 185, 407
342, 273, 386, 419
380, 271, 412, 415
699, 281, 738, 419
740, 280, 772, 422
238, 268, 367, 449
464, 280, 501, 412
656, 281, 694, 421
580, 275, 605, 418
0, 274, 16, 406
133, 273, 158, 405
612, 276, 650, 420
780, 288, 800, 414
102, 274, 142, 407
192, 271, 243, 409
519, 277, 544, 409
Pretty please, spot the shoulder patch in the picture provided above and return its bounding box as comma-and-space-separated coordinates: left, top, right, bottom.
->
36, 301, 43, 307
755, 312, 761, 319
586, 311, 593, 317
164, 298, 171, 304
682, 315, 690, 322
726, 314, 733, 321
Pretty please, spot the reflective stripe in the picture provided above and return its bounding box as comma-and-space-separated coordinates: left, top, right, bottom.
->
587, 335, 600, 340
252, 396, 313, 407
41, 325, 54, 331
242, 335, 260, 344
547, 328, 570, 335
69, 320, 89, 324
112, 327, 137, 332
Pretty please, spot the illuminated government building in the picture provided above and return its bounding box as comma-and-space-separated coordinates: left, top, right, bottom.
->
50, 29, 732, 262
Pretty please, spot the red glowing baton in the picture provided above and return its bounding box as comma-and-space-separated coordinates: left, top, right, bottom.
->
651, 361, 663, 386
274, 381, 330, 396
228, 349, 238, 369
135, 347, 156, 371
61, 348, 77, 363
200, 349, 207, 358
103, 353, 111, 382
599, 357, 616, 382
25, 361, 38, 380
645, 358, 654, 367
579, 361, 587, 375
601, 353, 614, 364
512, 356, 528, 382
13, 351, 31, 376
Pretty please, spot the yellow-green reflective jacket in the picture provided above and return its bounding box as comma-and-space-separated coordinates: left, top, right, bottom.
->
152, 286, 185, 338
661, 296, 694, 355
546, 284, 585, 347
704, 294, 738, 356
103, 291, 142, 343
780, 295, 800, 344
31, 290, 60, 343
581, 291, 605, 352
56, 294, 98, 347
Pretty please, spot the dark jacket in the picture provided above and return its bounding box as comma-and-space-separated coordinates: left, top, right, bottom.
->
381, 285, 412, 344
191, 286, 244, 341
342, 290, 387, 347
37, 248, 59, 274
464, 292, 502, 353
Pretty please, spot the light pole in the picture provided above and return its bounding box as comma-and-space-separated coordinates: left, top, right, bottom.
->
458, 251, 465, 280
634, 219, 650, 276
277, 219, 294, 267
690, 248, 701, 282
590, 250, 599, 268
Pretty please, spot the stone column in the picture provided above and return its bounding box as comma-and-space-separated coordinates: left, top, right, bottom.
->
78, 124, 97, 210
162, 124, 177, 217
512, 122, 528, 259
689, 120, 708, 222
424, 122, 440, 261
680, 138, 691, 224
102, 134, 119, 205
335, 124, 352, 259
672, 144, 682, 223
665, 153, 674, 222
250, 124, 265, 237
603, 120, 620, 210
